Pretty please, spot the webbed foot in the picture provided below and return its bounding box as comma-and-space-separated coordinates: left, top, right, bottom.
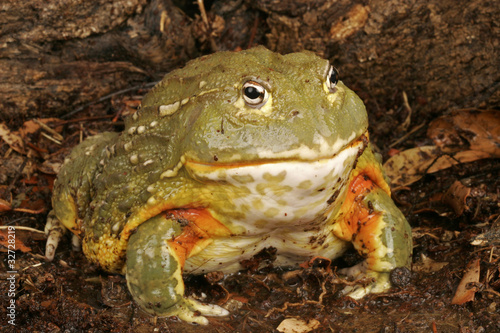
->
339, 261, 391, 299
167, 298, 229, 325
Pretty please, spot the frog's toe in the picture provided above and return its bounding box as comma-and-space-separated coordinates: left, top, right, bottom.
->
178, 309, 210, 325
175, 298, 229, 325
187, 298, 229, 317
44, 211, 66, 261
339, 262, 391, 299
338, 261, 367, 278
341, 278, 390, 299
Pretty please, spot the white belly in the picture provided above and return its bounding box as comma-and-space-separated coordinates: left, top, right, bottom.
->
184, 229, 351, 274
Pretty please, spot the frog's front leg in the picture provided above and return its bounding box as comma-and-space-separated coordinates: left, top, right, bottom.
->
126, 212, 229, 325
332, 172, 412, 299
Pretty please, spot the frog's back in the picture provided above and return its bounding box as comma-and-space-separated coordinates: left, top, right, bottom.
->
52, 132, 118, 235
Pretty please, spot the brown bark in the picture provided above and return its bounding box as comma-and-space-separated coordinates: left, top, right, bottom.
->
0, 0, 498, 127
0, 0, 196, 121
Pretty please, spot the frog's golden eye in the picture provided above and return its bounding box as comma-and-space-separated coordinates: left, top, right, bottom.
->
326, 66, 339, 92
242, 81, 268, 108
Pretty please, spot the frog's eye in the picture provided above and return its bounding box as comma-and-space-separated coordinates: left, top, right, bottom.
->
242, 81, 268, 108
326, 66, 339, 92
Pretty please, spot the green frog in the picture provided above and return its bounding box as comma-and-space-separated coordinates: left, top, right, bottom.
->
45, 46, 412, 325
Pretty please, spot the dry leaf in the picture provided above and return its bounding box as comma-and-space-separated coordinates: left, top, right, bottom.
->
428, 109, 500, 156
0, 122, 25, 154
19, 118, 62, 139
427, 150, 492, 173
451, 259, 480, 305
0, 229, 32, 253
277, 318, 321, 333
384, 146, 439, 186
15, 198, 46, 214
384, 146, 492, 186
386, 110, 499, 187
0, 198, 12, 212
441, 180, 471, 216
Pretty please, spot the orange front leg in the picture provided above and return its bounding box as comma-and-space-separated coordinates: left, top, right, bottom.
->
332, 165, 412, 298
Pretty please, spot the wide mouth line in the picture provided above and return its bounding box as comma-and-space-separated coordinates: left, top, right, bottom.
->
185, 132, 368, 169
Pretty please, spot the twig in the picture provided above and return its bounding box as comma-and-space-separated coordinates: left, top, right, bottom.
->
485, 246, 496, 287
0, 225, 45, 234
197, 0, 218, 52
62, 82, 158, 119
22, 262, 44, 272
247, 13, 260, 48
265, 299, 325, 317
484, 288, 500, 298
33, 119, 63, 141
41, 132, 62, 145
197, 0, 210, 28
52, 115, 115, 128
13, 207, 46, 214
389, 122, 426, 148
401, 91, 412, 130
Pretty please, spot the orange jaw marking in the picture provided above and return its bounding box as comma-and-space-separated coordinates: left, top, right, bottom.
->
166, 209, 231, 268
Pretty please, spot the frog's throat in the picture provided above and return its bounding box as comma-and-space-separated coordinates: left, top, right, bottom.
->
184, 132, 368, 178
180, 132, 368, 237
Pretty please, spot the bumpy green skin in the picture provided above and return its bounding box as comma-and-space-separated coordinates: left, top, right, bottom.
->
126, 215, 183, 313
126, 215, 229, 324
138, 48, 367, 163
51, 132, 118, 235
341, 166, 413, 298
373, 192, 413, 269
49, 46, 412, 324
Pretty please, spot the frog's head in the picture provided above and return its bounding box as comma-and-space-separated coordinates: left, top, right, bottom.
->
140, 46, 368, 162
137, 46, 368, 187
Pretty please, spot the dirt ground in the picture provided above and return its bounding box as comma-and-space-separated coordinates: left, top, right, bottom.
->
0, 0, 499, 332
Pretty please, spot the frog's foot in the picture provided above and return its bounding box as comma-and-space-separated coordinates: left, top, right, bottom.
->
44, 210, 67, 261
131, 288, 228, 325
126, 214, 229, 325
166, 298, 229, 325
338, 261, 391, 299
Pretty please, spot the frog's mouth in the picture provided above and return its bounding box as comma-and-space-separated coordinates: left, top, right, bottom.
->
177, 133, 368, 232
184, 133, 368, 184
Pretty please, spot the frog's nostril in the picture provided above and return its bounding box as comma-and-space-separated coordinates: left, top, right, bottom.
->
289, 110, 300, 118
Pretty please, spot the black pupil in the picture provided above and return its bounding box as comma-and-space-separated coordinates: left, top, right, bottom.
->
330, 68, 338, 85
245, 86, 262, 100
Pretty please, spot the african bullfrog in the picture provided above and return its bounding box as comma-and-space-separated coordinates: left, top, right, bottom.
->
45, 46, 412, 324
